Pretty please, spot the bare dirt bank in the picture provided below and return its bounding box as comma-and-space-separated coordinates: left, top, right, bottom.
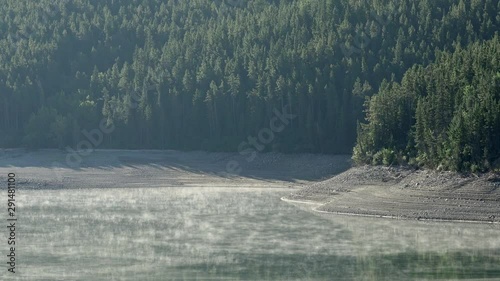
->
0, 149, 351, 190
284, 165, 500, 223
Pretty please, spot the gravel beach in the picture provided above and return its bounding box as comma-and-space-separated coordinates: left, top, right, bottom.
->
285, 165, 500, 223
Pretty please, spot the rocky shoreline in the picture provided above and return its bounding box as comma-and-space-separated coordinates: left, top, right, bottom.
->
283, 165, 500, 223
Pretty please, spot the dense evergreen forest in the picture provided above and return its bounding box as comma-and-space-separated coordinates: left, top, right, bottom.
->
0, 0, 499, 171
354, 38, 500, 172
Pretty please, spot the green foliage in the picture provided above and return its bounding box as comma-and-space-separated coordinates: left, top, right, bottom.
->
23, 107, 61, 148
371, 148, 397, 166
0, 0, 498, 168
354, 37, 500, 172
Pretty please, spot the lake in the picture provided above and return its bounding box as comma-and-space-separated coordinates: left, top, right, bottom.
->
7, 186, 500, 280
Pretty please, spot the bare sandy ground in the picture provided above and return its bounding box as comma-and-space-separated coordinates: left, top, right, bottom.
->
284, 165, 500, 223
1, 149, 498, 223
0, 149, 350, 190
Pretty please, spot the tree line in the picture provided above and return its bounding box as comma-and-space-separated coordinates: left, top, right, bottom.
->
0, 0, 499, 171
354, 37, 500, 172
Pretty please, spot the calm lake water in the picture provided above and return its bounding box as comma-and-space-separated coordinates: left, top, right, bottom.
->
6, 187, 500, 280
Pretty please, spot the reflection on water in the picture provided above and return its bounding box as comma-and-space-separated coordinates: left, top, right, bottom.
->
6, 187, 500, 280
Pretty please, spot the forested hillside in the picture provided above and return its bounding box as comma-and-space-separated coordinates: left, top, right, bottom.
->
0, 0, 499, 169
353, 38, 500, 172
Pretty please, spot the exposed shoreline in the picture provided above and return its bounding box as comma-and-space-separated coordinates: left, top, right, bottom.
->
283, 165, 500, 224
0, 149, 351, 190
281, 197, 499, 224
1, 149, 498, 223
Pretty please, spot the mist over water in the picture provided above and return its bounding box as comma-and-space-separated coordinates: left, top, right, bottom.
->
6, 186, 500, 280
